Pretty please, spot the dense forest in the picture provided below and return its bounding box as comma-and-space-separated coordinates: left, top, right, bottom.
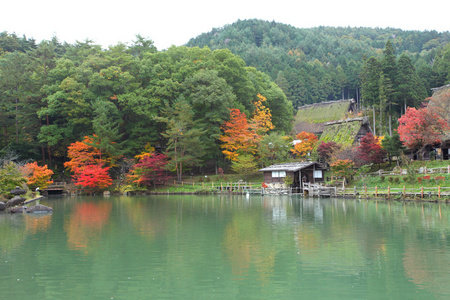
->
187, 19, 450, 108
0, 31, 292, 178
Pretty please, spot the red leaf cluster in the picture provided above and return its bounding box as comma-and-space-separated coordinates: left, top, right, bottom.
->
397, 107, 449, 149
74, 165, 113, 189
128, 153, 170, 187
356, 133, 387, 164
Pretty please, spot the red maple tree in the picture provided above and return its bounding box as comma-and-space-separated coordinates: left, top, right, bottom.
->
397, 107, 449, 158
74, 165, 113, 190
356, 132, 387, 165
128, 153, 170, 188
317, 141, 341, 163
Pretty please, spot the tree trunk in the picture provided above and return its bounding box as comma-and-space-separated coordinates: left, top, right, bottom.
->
15, 96, 19, 143
373, 107, 376, 136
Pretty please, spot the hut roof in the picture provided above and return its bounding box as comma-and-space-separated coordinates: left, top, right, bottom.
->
294, 99, 355, 134
318, 117, 370, 148
259, 161, 318, 172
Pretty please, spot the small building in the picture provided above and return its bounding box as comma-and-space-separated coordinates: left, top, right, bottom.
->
259, 162, 325, 191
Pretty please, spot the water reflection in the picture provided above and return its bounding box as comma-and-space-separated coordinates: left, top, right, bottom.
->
0, 196, 448, 299
65, 201, 112, 252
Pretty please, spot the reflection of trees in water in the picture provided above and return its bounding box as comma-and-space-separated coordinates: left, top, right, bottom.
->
223, 211, 276, 283
25, 214, 52, 234
0, 215, 28, 253
65, 201, 112, 252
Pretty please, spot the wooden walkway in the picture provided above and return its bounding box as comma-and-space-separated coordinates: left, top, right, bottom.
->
43, 182, 67, 193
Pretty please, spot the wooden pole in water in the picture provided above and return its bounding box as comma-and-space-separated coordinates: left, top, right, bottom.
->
375, 186, 378, 197
403, 186, 406, 198
439, 186, 441, 198
365, 186, 367, 197
421, 186, 424, 198
388, 186, 390, 198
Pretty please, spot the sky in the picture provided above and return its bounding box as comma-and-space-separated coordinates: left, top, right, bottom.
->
2, 0, 449, 50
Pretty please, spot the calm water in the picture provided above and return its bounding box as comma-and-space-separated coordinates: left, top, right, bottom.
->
0, 195, 449, 299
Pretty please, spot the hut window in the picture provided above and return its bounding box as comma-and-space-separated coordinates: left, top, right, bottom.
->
313, 170, 322, 178
272, 171, 286, 178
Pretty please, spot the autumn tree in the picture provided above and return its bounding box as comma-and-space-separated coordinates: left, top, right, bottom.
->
290, 131, 318, 158
20, 162, 54, 190
64, 136, 113, 190
317, 141, 341, 164
74, 165, 113, 191
64, 136, 104, 174
250, 94, 274, 135
397, 107, 449, 159
356, 133, 387, 165
220, 108, 255, 161
330, 159, 355, 183
128, 153, 170, 188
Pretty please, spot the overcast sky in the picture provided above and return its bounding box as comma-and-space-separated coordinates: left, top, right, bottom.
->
2, 0, 449, 50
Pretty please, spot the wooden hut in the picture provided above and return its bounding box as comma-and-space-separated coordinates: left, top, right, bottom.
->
259, 162, 325, 191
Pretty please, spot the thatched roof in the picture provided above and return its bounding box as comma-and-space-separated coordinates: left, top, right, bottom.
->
318, 117, 371, 148
294, 99, 355, 134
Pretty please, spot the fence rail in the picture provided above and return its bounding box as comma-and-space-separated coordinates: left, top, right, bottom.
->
367, 166, 450, 177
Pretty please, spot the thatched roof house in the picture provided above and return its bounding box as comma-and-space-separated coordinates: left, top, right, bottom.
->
294, 99, 356, 135
318, 117, 372, 148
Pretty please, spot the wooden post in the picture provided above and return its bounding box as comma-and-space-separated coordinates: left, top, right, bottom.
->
375, 186, 378, 197
354, 186, 356, 197
421, 186, 424, 198
365, 186, 367, 197
439, 186, 441, 199
403, 186, 406, 198
221, 182, 223, 191
388, 186, 390, 198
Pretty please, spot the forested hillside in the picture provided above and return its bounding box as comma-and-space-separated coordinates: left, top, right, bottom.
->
0, 32, 292, 173
187, 19, 450, 108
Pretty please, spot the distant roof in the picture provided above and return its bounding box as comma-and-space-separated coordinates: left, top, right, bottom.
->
294, 99, 355, 134
259, 161, 318, 172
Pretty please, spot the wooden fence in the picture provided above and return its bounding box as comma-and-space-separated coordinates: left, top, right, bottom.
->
366, 166, 450, 177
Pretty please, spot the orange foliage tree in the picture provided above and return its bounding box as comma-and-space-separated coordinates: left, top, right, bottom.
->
20, 162, 54, 190
291, 131, 318, 157
64, 136, 104, 174
220, 94, 274, 162
220, 109, 255, 161
64, 136, 112, 190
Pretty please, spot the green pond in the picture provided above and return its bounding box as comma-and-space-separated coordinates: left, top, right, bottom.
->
1, 195, 449, 299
